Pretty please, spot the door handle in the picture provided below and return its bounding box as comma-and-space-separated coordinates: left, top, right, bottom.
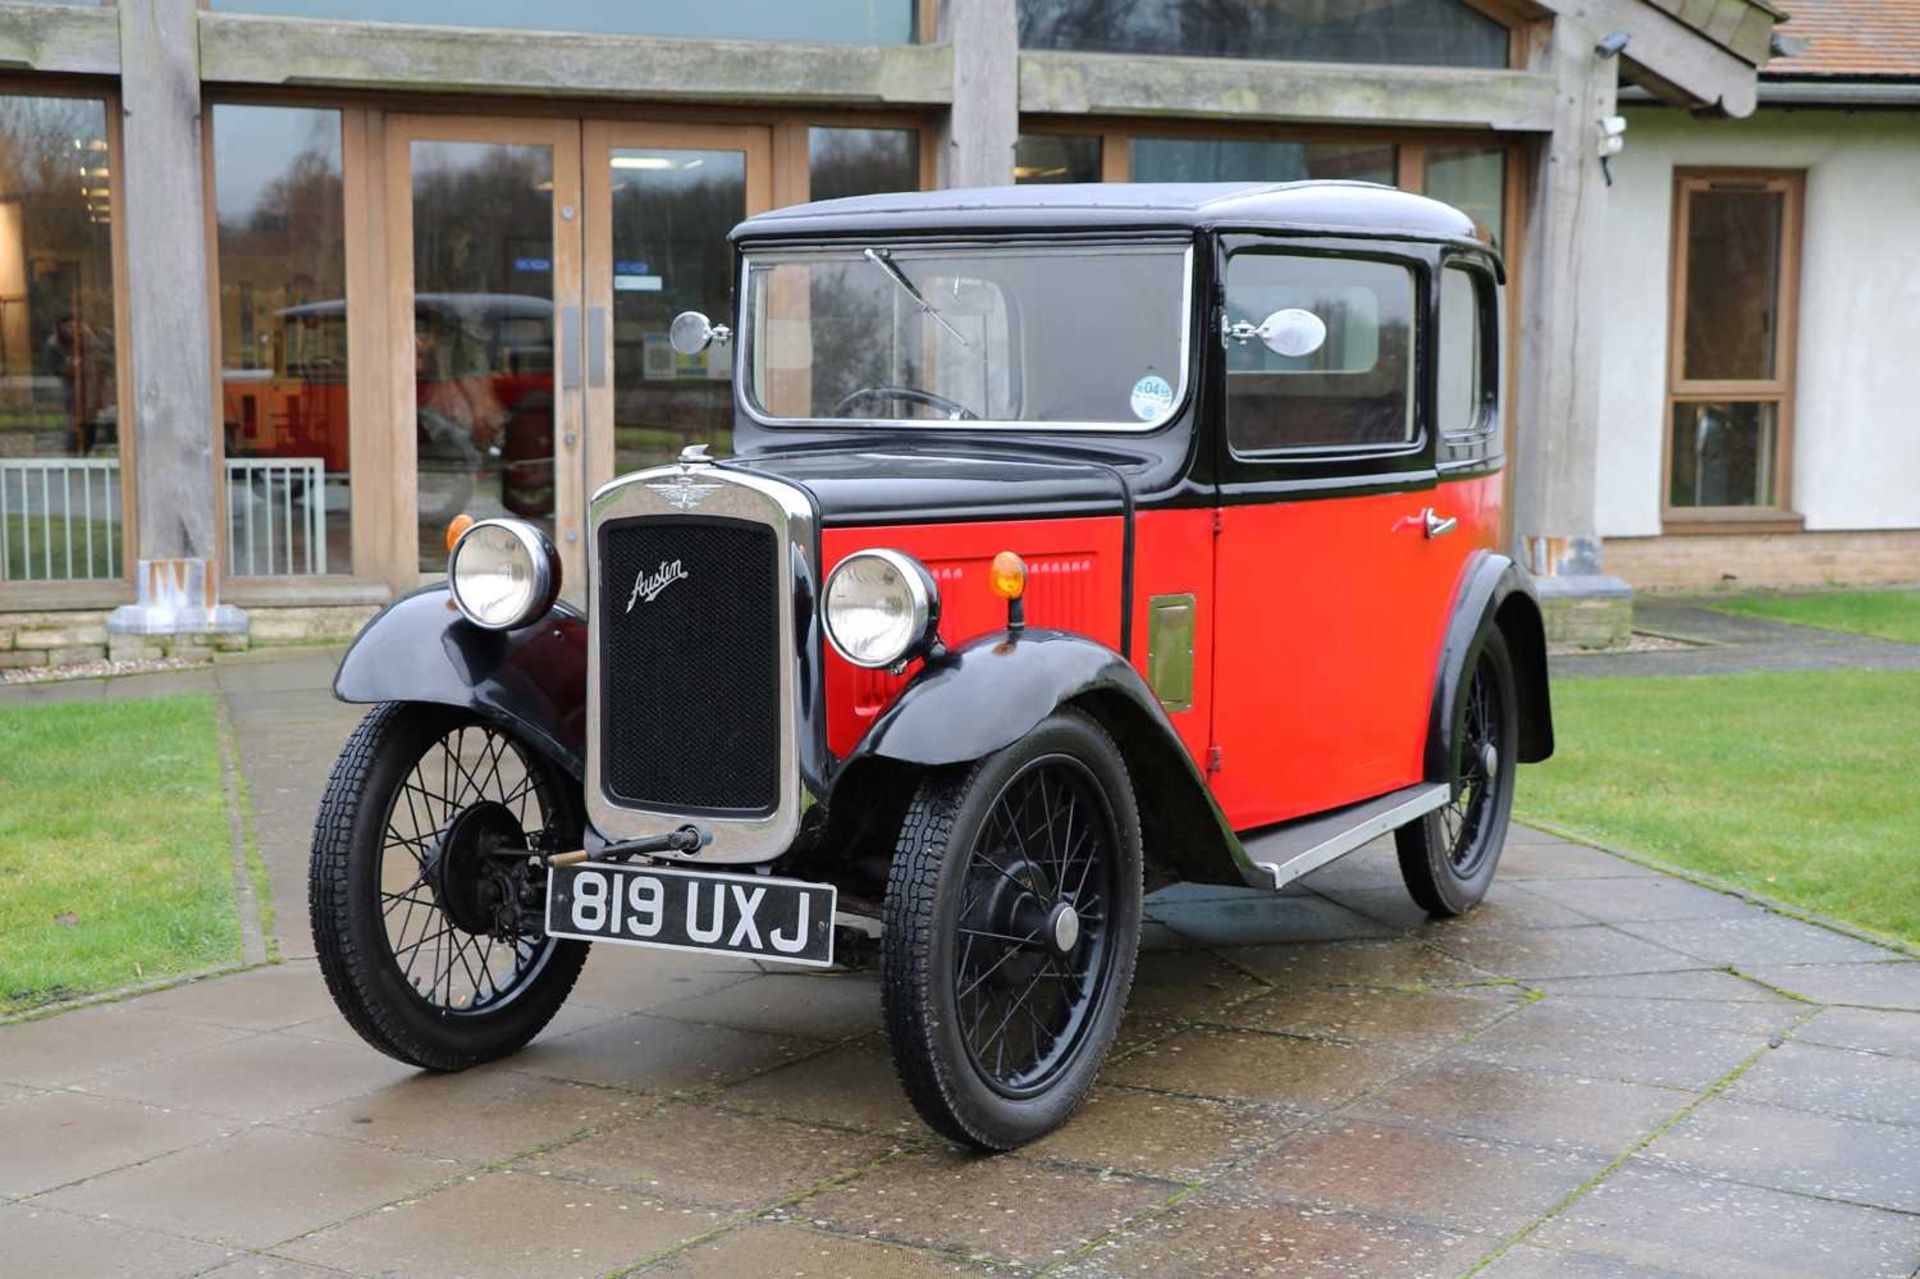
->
1422, 508, 1458, 539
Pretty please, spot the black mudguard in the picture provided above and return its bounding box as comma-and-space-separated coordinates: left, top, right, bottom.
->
1425, 552, 1555, 783
333, 586, 588, 779
840, 629, 1246, 885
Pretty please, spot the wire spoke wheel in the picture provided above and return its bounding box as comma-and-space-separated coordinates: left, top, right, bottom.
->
312, 702, 588, 1072
1395, 629, 1519, 917
882, 708, 1142, 1150
953, 757, 1116, 1097
377, 723, 559, 1015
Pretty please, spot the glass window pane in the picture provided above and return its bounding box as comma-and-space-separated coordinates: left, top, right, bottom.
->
1131, 137, 1394, 186
0, 95, 121, 584
208, 0, 916, 43
1016, 134, 1102, 184
744, 243, 1188, 426
610, 147, 745, 476
1438, 266, 1483, 436
1424, 145, 1504, 249
409, 140, 555, 573
1683, 186, 1784, 382
1021, 0, 1507, 68
213, 105, 349, 577
1225, 253, 1415, 453
807, 128, 919, 203
1669, 401, 1779, 508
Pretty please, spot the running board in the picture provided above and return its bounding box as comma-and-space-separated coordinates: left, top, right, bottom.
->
1234, 783, 1450, 891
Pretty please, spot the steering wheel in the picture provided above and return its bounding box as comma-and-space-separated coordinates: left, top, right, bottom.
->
832, 385, 980, 422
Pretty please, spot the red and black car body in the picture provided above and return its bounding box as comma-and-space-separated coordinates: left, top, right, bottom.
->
321, 181, 1553, 1150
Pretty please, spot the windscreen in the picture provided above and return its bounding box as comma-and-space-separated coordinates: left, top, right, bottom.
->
743, 242, 1190, 428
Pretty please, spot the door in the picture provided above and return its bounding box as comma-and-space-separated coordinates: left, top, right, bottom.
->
388, 115, 585, 584
581, 124, 772, 498
1208, 240, 1457, 831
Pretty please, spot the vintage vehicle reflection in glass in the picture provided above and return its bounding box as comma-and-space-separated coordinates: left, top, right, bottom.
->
311, 183, 1554, 1149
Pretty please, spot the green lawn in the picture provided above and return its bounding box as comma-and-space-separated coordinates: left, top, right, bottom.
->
1712, 589, 1920, 645
0, 694, 242, 1013
1517, 669, 1920, 946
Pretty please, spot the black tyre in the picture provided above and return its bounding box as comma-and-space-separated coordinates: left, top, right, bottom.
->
882, 708, 1142, 1150
1396, 627, 1520, 916
310, 702, 588, 1070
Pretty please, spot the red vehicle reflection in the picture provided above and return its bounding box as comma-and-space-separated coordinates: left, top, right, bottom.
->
219, 292, 556, 520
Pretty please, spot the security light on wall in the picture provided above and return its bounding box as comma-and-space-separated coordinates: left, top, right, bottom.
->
1595, 32, 1630, 58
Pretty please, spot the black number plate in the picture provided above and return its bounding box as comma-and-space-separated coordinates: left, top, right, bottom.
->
545, 862, 836, 968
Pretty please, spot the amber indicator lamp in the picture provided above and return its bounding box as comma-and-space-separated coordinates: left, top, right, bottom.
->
990, 550, 1027, 632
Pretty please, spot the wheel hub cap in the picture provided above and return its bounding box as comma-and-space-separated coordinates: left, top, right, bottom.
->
431, 801, 525, 935
1047, 903, 1081, 956
1481, 743, 1499, 778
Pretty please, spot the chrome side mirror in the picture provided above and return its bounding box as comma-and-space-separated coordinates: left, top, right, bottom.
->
669, 310, 732, 356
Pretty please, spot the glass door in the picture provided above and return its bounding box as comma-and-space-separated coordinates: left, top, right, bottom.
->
582, 123, 771, 497
387, 116, 585, 584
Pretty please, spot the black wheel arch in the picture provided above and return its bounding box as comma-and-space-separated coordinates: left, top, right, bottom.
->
333, 585, 587, 781
1424, 552, 1554, 784
831, 629, 1246, 888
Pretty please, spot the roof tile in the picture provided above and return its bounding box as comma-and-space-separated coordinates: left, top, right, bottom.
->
1768, 0, 1920, 78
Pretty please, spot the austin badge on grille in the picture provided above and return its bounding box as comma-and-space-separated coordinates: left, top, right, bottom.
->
646, 474, 721, 512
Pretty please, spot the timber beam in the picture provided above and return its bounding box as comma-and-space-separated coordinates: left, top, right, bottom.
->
198, 13, 954, 107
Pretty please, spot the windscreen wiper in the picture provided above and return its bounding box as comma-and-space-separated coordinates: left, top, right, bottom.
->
863, 247, 972, 349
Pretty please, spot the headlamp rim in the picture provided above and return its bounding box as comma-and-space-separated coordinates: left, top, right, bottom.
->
447, 517, 561, 631
822, 547, 940, 670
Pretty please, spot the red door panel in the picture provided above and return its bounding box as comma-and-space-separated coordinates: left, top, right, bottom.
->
1209, 473, 1499, 832
821, 516, 1124, 757
1127, 506, 1216, 769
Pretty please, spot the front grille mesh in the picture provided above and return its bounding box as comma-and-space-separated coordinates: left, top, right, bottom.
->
598, 516, 780, 813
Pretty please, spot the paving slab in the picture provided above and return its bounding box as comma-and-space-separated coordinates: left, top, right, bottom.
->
0, 1003, 254, 1089
36, 1124, 453, 1249
1212, 984, 1523, 1052
0, 1203, 234, 1278
1616, 915, 1896, 968
280, 1168, 724, 1279
646, 1220, 984, 1276
1741, 961, 1920, 1010
647, 970, 882, 1042
1148, 892, 1395, 946
1347, 1055, 1689, 1156
792, 1148, 1173, 1269
1105, 1026, 1408, 1110
1023, 1084, 1291, 1180
1450, 1000, 1766, 1091
1240, 1119, 1607, 1237
517, 1101, 899, 1211
1476, 1245, 1701, 1278
711, 1034, 924, 1135
1427, 925, 1702, 981
0, 1090, 235, 1198
1054, 1190, 1494, 1279
505, 1012, 818, 1094
1230, 937, 1484, 989
1723, 1038, 1920, 1127
80, 1027, 418, 1122
1797, 1005, 1920, 1059
1643, 1096, 1920, 1214
1529, 1161, 1920, 1278
1326, 880, 1594, 934
281, 1067, 650, 1163
1518, 876, 1760, 925
1124, 947, 1269, 1020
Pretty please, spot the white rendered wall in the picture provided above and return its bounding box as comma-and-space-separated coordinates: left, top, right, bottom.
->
1597, 106, 1920, 536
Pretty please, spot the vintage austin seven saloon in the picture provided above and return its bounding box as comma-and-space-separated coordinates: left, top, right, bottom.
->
313, 181, 1554, 1150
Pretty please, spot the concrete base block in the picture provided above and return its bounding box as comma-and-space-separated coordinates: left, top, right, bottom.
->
107, 558, 248, 638
1537, 573, 1635, 650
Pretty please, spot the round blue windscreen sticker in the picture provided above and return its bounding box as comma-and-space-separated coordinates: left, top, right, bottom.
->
1129, 374, 1174, 421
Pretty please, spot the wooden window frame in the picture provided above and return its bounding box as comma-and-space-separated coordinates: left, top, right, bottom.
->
0, 76, 135, 609
1662, 167, 1804, 532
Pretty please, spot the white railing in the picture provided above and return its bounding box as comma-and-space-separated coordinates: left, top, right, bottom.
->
0, 457, 122, 582
225, 457, 328, 578
0, 454, 331, 582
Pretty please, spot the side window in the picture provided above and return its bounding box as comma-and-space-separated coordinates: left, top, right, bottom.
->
1224, 253, 1416, 454
1438, 263, 1494, 439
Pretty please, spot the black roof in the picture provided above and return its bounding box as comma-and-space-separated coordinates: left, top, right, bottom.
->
734, 181, 1483, 245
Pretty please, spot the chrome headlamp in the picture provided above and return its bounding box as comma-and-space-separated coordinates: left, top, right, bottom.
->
822, 548, 940, 670
447, 518, 561, 631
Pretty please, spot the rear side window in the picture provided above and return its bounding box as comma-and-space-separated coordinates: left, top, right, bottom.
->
1438, 263, 1494, 438
1223, 253, 1416, 454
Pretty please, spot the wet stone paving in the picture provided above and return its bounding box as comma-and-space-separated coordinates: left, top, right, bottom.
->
1, 653, 1918, 1277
